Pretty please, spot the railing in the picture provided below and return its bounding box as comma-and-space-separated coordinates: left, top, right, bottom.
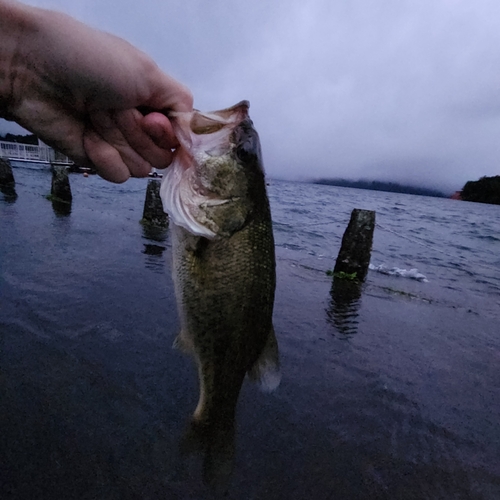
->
0, 140, 73, 164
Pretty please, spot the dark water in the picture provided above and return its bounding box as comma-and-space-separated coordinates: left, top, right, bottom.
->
1, 165, 499, 499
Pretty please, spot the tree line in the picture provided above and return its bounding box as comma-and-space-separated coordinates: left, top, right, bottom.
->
461, 176, 500, 205
0, 133, 38, 145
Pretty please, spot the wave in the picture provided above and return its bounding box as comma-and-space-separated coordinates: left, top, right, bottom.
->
369, 263, 429, 282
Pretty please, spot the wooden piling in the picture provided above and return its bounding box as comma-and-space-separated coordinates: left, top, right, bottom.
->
333, 209, 376, 282
0, 157, 17, 199
50, 164, 72, 203
142, 179, 168, 228
0, 157, 15, 186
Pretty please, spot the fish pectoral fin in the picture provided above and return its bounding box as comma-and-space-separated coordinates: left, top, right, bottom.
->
248, 326, 281, 392
173, 330, 193, 354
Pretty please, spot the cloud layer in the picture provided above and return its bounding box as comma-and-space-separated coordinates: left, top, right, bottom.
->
3, 0, 500, 192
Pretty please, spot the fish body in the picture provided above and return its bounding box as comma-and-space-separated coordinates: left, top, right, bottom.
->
160, 101, 280, 483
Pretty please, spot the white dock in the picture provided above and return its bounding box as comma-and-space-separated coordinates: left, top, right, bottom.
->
0, 140, 73, 165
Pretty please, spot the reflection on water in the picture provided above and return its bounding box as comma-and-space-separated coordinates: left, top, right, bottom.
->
142, 244, 167, 274
0, 184, 18, 202
142, 223, 167, 243
51, 198, 72, 216
143, 243, 166, 256
142, 225, 168, 273
327, 277, 363, 335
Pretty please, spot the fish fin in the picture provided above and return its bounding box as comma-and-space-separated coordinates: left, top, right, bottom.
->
248, 326, 281, 392
172, 330, 192, 353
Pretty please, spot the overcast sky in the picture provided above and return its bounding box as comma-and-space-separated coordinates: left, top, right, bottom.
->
2, 0, 500, 192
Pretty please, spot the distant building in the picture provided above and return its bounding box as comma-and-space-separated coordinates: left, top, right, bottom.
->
0, 139, 72, 164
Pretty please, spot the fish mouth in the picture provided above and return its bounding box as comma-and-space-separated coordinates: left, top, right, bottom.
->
169, 101, 250, 141
170, 101, 253, 170
195, 100, 250, 125
160, 101, 253, 238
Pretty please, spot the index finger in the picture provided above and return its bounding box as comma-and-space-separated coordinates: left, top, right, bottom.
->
141, 112, 179, 150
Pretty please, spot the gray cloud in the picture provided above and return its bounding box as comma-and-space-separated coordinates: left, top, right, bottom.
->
3, 0, 500, 192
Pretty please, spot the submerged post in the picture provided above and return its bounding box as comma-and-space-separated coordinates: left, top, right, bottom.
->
142, 179, 168, 228
50, 164, 72, 203
333, 209, 376, 282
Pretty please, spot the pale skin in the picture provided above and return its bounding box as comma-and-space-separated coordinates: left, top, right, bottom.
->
0, 0, 193, 182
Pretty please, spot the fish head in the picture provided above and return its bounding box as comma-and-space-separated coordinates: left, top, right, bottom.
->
160, 101, 267, 238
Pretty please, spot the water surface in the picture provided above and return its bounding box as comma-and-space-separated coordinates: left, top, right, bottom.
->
1, 166, 499, 499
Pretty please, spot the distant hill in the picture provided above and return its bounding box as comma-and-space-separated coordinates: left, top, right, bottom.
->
460, 175, 500, 205
313, 178, 447, 198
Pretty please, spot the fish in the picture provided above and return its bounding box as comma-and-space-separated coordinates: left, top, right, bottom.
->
160, 100, 280, 485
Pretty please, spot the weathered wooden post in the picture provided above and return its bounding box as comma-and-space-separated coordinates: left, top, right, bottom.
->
50, 164, 72, 203
0, 157, 17, 199
0, 157, 15, 186
141, 179, 168, 228
333, 209, 376, 282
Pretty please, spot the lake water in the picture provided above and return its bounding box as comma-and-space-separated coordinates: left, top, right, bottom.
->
1, 164, 499, 499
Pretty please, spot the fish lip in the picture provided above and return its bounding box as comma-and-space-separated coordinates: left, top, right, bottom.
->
208, 100, 249, 120
168, 100, 250, 130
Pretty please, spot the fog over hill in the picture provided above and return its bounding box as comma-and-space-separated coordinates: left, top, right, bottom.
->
312, 178, 449, 198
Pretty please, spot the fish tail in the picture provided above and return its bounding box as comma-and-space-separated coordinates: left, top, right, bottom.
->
180, 416, 235, 488
248, 326, 281, 392
180, 364, 242, 487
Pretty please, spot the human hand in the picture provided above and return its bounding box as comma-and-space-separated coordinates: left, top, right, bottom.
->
0, 0, 193, 182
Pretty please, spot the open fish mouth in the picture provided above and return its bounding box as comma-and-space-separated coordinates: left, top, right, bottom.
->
160, 101, 254, 238
168, 100, 250, 152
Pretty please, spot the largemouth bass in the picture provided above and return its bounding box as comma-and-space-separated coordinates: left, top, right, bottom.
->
160, 100, 280, 484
